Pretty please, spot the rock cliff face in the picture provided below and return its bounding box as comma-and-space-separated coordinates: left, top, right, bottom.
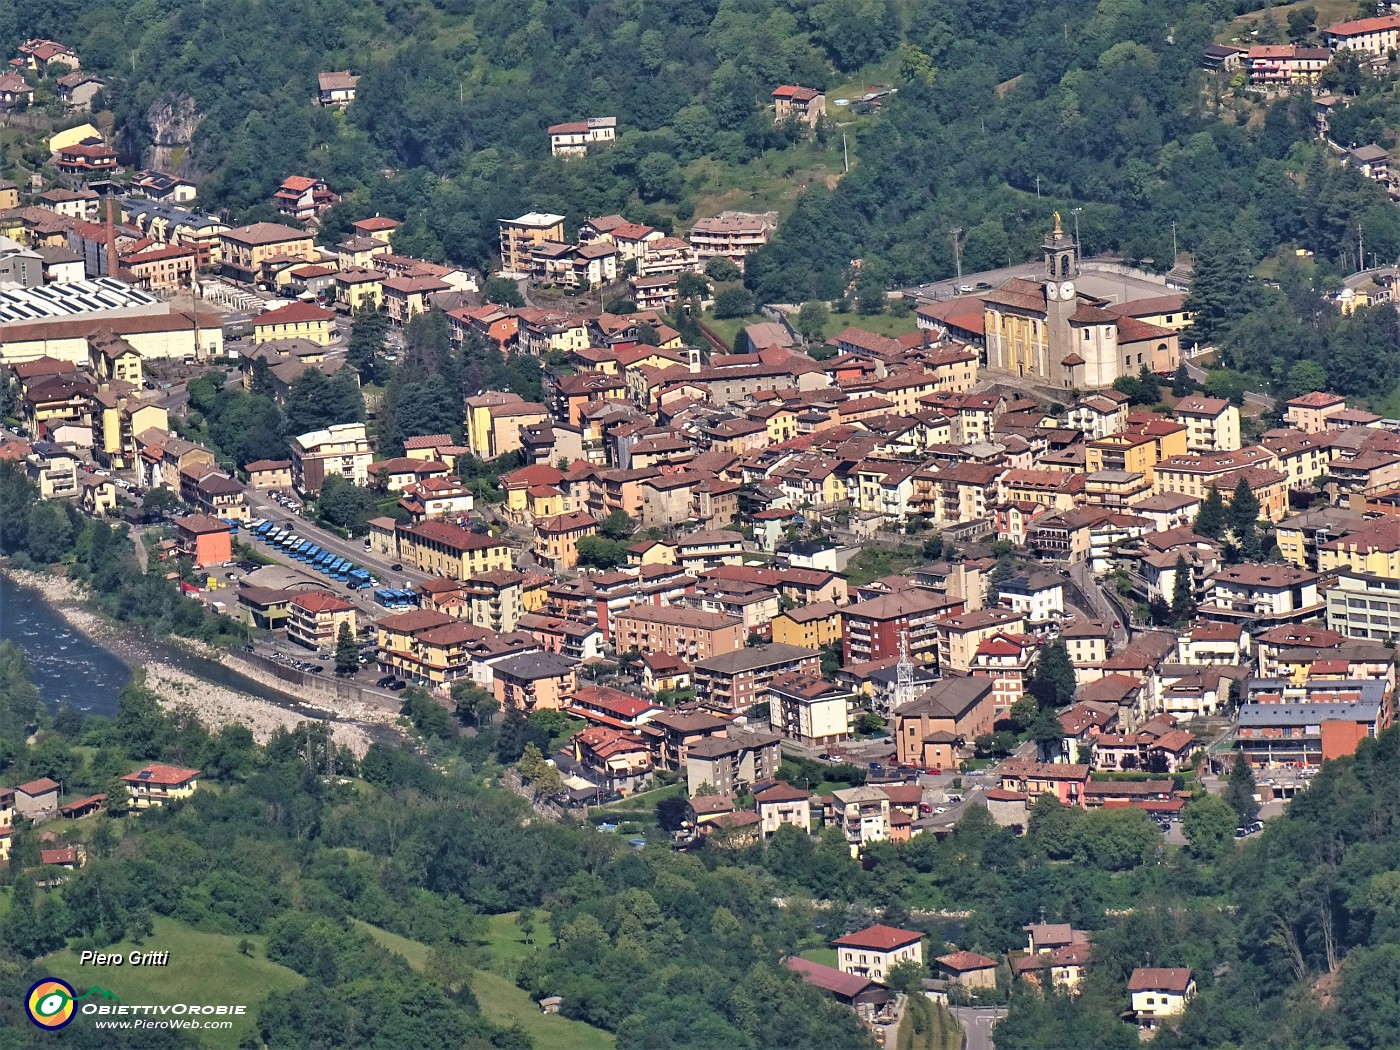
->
146, 94, 203, 175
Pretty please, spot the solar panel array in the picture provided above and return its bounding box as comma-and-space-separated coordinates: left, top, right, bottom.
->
0, 278, 161, 324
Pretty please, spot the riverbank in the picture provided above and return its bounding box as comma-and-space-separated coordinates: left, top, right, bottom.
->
2, 565, 397, 756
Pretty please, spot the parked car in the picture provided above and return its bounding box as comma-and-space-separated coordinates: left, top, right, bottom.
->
390, 563, 403, 571
386, 679, 407, 692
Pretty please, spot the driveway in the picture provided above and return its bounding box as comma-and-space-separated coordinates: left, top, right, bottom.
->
949, 1005, 1007, 1050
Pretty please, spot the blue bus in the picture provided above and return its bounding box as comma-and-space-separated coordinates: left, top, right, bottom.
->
332, 565, 351, 583
315, 551, 334, 569
347, 568, 373, 590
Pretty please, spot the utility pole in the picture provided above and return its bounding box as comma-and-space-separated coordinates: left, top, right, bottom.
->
950, 227, 964, 286
1171, 222, 1178, 263
842, 133, 849, 174
1035, 175, 1041, 198
1358, 221, 1364, 273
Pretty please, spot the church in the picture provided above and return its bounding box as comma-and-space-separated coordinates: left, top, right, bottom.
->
982, 215, 1180, 389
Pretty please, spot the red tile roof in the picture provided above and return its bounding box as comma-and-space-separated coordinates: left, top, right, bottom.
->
122, 764, 200, 786
833, 924, 924, 952
256, 301, 334, 326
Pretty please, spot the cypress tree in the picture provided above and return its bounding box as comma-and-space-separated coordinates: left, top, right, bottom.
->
1224, 751, 1260, 825
1196, 486, 1226, 539
1230, 476, 1263, 560
1171, 554, 1197, 623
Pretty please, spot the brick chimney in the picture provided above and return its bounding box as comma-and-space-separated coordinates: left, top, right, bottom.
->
105, 197, 118, 277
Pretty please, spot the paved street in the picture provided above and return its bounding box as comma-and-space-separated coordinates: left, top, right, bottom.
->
950, 1005, 1007, 1050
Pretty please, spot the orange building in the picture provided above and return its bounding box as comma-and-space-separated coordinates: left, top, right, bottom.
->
176, 514, 233, 566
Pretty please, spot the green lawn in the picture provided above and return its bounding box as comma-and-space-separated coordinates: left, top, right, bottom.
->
843, 544, 924, 587
359, 917, 615, 1050
41, 916, 302, 1050
701, 305, 918, 355
799, 947, 839, 968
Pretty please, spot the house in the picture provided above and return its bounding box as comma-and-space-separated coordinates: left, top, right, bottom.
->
934, 951, 999, 990
841, 589, 957, 665
492, 651, 578, 713
691, 643, 822, 714
286, 591, 357, 650
687, 211, 777, 270
826, 786, 891, 850
1325, 14, 1400, 60
395, 520, 513, 578
834, 925, 924, 984
771, 600, 843, 650
894, 677, 998, 770
995, 572, 1064, 625
1173, 396, 1240, 453
936, 608, 1026, 673
499, 213, 566, 277
684, 729, 781, 796
572, 725, 653, 794
1128, 967, 1196, 1032
1285, 391, 1347, 433
1202, 564, 1323, 624
382, 274, 450, 325
220, 222, 316, 284
54, 140, 119, 175
613, 606, 745, 662
1244, 45, 1330, 87
175, 514, 232, 566
122, 765, 200, 809
15, 778, 61, 820
273, 176, 339, 223
0, 73, 35, 110
772, 85, 826, 126
253, 301, 334, 346
289, 422, 372, 494
245, 459, 292, 489
317, 70, 360, 107
56, 72, 104, 111
767, 673, 853, 747
647, 709, 732, 769
548, 117, 617, 157
783, 958, 889, 1013
755, 782, 812, 837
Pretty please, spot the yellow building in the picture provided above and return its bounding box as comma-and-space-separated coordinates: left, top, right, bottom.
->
48, 123, 103, 155
220, 222, 317, 284
334, 267, 386, 310
253, 301, 335, 346
499, 212, 566, 276
772, 601, 843, 649
287, 591, 358, 650
0, 181, 17, 210
396, 520, 513, 578
87, 332, 143, 385
1317, 524, 1400, 578
122, 764, 201, 809
1086, 420, 1187, 484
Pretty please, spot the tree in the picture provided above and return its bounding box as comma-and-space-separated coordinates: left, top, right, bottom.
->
317, 475, 378, 534
1009, 695, 1040, 735
1224, 752, 1260, 826
705, 257, 741, 282
1183, 794, 1236, 861
1028, 640, 1075, 710
1170, 554, 1196, 624
334, 621, 359, 676
598, 510, 635, 541
885, 958, 927, 995
347, 307, 389, 380
1228, 476, 1262, 561
1187, 235, 1253, 345
1287, 6, 1317, 43
451, 681, 499, 727
677, 272, 710, 300
483, 276, 524, 308
1286, 359, 1328, 398
23, 501, 73, 564
713, 286, 756, 319
140, 486, 183, 519
576, 535, 629, 569
1195, 486, 1226, 540
516, 906, 537, 946
1030, 707, 1065, 761
104, 776, 129, 815
1171, 361, 1193, 396
796, 301, 829, 342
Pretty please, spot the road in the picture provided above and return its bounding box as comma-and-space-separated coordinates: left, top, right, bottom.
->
1066, 560, 1131, 650
950, 1005, 1006, 1050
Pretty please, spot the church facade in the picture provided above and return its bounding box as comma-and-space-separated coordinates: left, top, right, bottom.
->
983, 216, 1179, 389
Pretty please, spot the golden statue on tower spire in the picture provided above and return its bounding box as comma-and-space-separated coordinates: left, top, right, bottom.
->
1053, 211, 1063, 235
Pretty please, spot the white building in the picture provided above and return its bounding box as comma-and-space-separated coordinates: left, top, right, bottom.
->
548, 117, 617, 157
767, 672, 852, 748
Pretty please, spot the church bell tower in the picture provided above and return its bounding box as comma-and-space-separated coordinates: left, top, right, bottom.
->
1043, 213, 1078, 384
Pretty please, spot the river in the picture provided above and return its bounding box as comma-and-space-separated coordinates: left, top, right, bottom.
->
0, 571, 335, 719
0, 571, 130, 714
